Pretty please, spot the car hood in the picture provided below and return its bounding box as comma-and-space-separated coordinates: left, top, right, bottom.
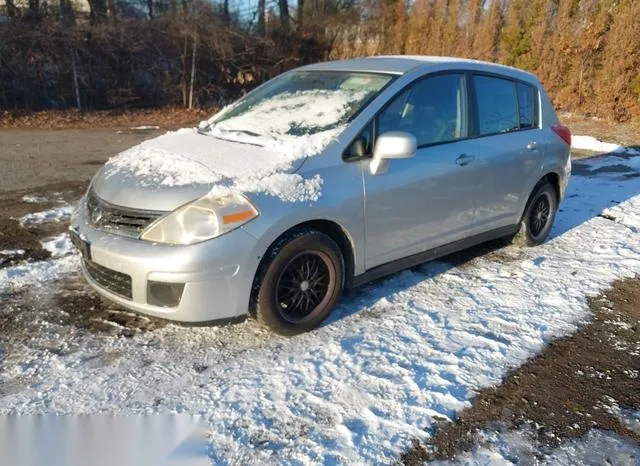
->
91, 128, 311, 212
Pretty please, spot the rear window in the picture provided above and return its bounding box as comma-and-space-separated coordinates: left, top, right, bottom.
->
474, 75, 518, 136
516, 82, 538, 129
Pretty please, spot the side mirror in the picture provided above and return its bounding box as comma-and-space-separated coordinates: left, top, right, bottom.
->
370, 131, 417, 175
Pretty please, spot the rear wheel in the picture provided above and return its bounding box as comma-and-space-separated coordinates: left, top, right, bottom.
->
513, 182, 558, 247
255, 229, 344, 335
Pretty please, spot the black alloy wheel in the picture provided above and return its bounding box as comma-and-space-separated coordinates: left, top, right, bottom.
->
255, 229, 344, 335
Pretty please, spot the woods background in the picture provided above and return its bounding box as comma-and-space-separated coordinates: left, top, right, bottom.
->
1, 0, 639, 121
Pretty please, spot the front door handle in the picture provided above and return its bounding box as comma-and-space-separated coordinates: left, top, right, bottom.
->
456, 154, 476, 166
526, 142, 538, 151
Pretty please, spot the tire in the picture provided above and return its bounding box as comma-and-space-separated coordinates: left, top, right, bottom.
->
255, 229, 344, 335
513, 182, 558, 247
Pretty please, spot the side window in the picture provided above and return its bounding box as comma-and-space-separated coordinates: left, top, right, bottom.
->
516, 82, 538, 129
474, 75, 518, 135
377, 74, 468, 147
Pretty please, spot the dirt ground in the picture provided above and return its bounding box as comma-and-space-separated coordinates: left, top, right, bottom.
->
0, 129, 161, 192
401, 276, 640, 463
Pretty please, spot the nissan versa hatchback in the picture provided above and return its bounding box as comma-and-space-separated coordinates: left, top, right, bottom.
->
70, 56, 572, 335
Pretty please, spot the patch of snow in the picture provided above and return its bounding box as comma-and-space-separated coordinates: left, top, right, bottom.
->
436, 427, 640, 465
131, 125, 160, 130
601, 196, 640, 232
209, 173, 325, 203
0, 249, 25, 256
618, 409, 640, 435
19, 205, 75, 226
572, 135, 640, 154
1, 152, 640, 463
42, 233, 74, 258
546, 429, 640, 465
0, 255, 79, 295
21, 194, 49, 204
602, 396, 640, 436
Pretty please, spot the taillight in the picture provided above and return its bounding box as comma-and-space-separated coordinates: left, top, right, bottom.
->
552, 124, 571, 146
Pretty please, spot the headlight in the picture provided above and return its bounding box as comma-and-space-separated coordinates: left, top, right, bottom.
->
140, 193, 258, 245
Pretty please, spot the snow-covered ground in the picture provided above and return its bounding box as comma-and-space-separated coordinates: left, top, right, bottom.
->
572, 135, 640, 155
1, 150, 639, 463
437, 426, 640, 465
19, 205, 75, 227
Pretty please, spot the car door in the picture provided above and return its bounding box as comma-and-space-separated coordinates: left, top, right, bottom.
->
359, 73, 482, 269
470, 75, 543, 231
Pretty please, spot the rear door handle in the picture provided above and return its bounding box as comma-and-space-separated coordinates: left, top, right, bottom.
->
456, 154, 476, 166
526, 142, 538, 151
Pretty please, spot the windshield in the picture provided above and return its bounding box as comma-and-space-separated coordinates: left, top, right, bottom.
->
207, 71, 394, 141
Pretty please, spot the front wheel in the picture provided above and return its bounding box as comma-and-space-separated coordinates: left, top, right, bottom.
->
255, 229, 344, 335
513, 182, 558, 247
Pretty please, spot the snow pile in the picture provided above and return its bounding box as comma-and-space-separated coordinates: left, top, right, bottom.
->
104, 139, 222, 188
572, 135, 640, 154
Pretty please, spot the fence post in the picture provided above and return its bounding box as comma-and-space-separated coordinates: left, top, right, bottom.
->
71, 49, 82, 111
188, 32, 197, 109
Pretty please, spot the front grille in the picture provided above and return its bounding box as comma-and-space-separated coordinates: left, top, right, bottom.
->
87, 189, 163, 237
84, 259, 133, 299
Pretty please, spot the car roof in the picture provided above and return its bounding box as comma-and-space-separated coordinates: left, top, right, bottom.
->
297, 55, 538, 84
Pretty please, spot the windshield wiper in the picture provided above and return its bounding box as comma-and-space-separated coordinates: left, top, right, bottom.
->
219, 128, 263, 137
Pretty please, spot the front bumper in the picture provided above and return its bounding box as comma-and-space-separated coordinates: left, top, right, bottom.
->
70, 200, 262, 322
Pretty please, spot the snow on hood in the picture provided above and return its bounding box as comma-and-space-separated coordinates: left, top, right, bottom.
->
99, 89, 361, 206
101, 127, 340, 203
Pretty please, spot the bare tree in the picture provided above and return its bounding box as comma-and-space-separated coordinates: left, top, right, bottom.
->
258, 0, 266, 35
5, 0, 19, 18
87, 0, 108, 21
60, 0, 75, 24
298, 0, 304, 28
188, 31, 197, 109
278, 0, 290, 30
223, 0, 230, 25
27, 0, 40, 18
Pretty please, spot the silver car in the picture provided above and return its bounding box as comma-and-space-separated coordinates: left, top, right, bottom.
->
70, 56, 572, 335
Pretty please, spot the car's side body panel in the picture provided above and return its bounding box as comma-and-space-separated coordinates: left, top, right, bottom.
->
361, 140, 478, 268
